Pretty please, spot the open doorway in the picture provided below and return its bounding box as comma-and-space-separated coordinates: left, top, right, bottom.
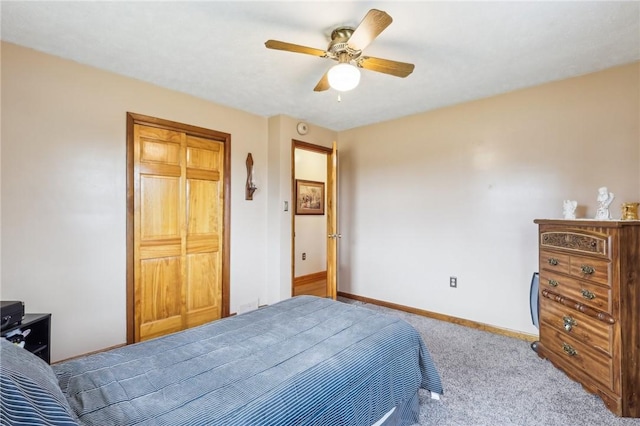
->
292, 140, 332, 297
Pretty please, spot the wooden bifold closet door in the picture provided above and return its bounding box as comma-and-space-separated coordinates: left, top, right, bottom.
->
127, 113, 230, 343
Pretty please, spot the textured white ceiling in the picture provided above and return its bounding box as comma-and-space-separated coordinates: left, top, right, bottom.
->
2, 1, 639, 131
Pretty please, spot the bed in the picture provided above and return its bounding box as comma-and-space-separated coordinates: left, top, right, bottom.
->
1, 295, 443, 426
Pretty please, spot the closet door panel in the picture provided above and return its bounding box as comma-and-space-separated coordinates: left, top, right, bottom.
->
134, 124, 187, 342
185, 252, 220, 328
184, 135, 223, 327
138, 257, 183, 341
187, 179, 218, 235
140, 176, 181, 239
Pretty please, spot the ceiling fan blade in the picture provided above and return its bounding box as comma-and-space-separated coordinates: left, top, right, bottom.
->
313, 72, 330, 92
265, 40, 327, 57
358, 56, 415, 78
347, 9, 392, 51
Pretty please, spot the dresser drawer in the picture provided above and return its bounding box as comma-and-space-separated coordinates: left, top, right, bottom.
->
540, 271, 611, 313
540, 229, 609, 258
540, 250, 610, 287
542, 328, 614, 392
540, 251, 571, 275
539, 297, 613, 355
568, 256, 610, 287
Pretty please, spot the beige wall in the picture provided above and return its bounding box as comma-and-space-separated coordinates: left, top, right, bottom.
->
266, 115, 336, 303
1, 42, 272, 361
338, 62, 640, 335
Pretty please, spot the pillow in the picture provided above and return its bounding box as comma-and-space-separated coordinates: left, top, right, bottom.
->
0, 338, 78, 425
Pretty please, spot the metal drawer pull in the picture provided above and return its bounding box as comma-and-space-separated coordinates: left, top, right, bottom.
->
562, 343, 577, 356
562, 316, 577, 332
548, 258, 559, 266
580, 289, 596, 300
548, 279, 559, 287
581, 265, 595, 275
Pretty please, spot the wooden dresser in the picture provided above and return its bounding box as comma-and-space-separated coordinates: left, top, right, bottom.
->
534, 219, 640, 417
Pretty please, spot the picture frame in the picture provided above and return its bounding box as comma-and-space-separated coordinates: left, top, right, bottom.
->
295, 179, 325, 215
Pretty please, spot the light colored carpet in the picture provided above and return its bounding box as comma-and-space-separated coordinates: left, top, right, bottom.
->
338, 297, 640, 426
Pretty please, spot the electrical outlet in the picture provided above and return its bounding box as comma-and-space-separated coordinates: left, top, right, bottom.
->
450, 276, 457, 288
302, 253, 306, 260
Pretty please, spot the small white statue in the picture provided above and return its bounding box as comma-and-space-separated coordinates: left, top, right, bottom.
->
595, 187, 614, 220
563, 200, 577, 219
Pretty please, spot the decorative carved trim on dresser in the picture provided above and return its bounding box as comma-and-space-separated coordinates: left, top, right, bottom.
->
534, 219, 640, 418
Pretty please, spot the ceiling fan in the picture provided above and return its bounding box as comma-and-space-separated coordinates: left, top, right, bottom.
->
265, 9, 415, 92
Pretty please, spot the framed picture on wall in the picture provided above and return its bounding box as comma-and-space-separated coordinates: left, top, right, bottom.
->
295, 179, 325, 215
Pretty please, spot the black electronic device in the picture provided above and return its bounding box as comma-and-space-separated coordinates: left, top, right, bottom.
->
1, 300, 25, 331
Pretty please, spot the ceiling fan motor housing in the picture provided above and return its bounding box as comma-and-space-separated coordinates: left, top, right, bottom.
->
328, 27, 362, 61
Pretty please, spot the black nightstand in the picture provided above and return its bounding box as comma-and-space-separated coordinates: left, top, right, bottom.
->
1, 313, 51, 364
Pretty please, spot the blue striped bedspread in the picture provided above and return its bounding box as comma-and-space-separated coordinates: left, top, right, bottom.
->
53, 296, 443, 425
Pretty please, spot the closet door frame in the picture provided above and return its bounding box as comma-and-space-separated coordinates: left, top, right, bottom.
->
125, 112, 231, 344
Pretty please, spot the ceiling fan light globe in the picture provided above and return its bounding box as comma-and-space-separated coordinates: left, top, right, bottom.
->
327, 63, 360, 92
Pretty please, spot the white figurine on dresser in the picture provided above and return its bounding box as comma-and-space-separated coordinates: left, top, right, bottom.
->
595, 187, 614, 220
563, 200, 577, 219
